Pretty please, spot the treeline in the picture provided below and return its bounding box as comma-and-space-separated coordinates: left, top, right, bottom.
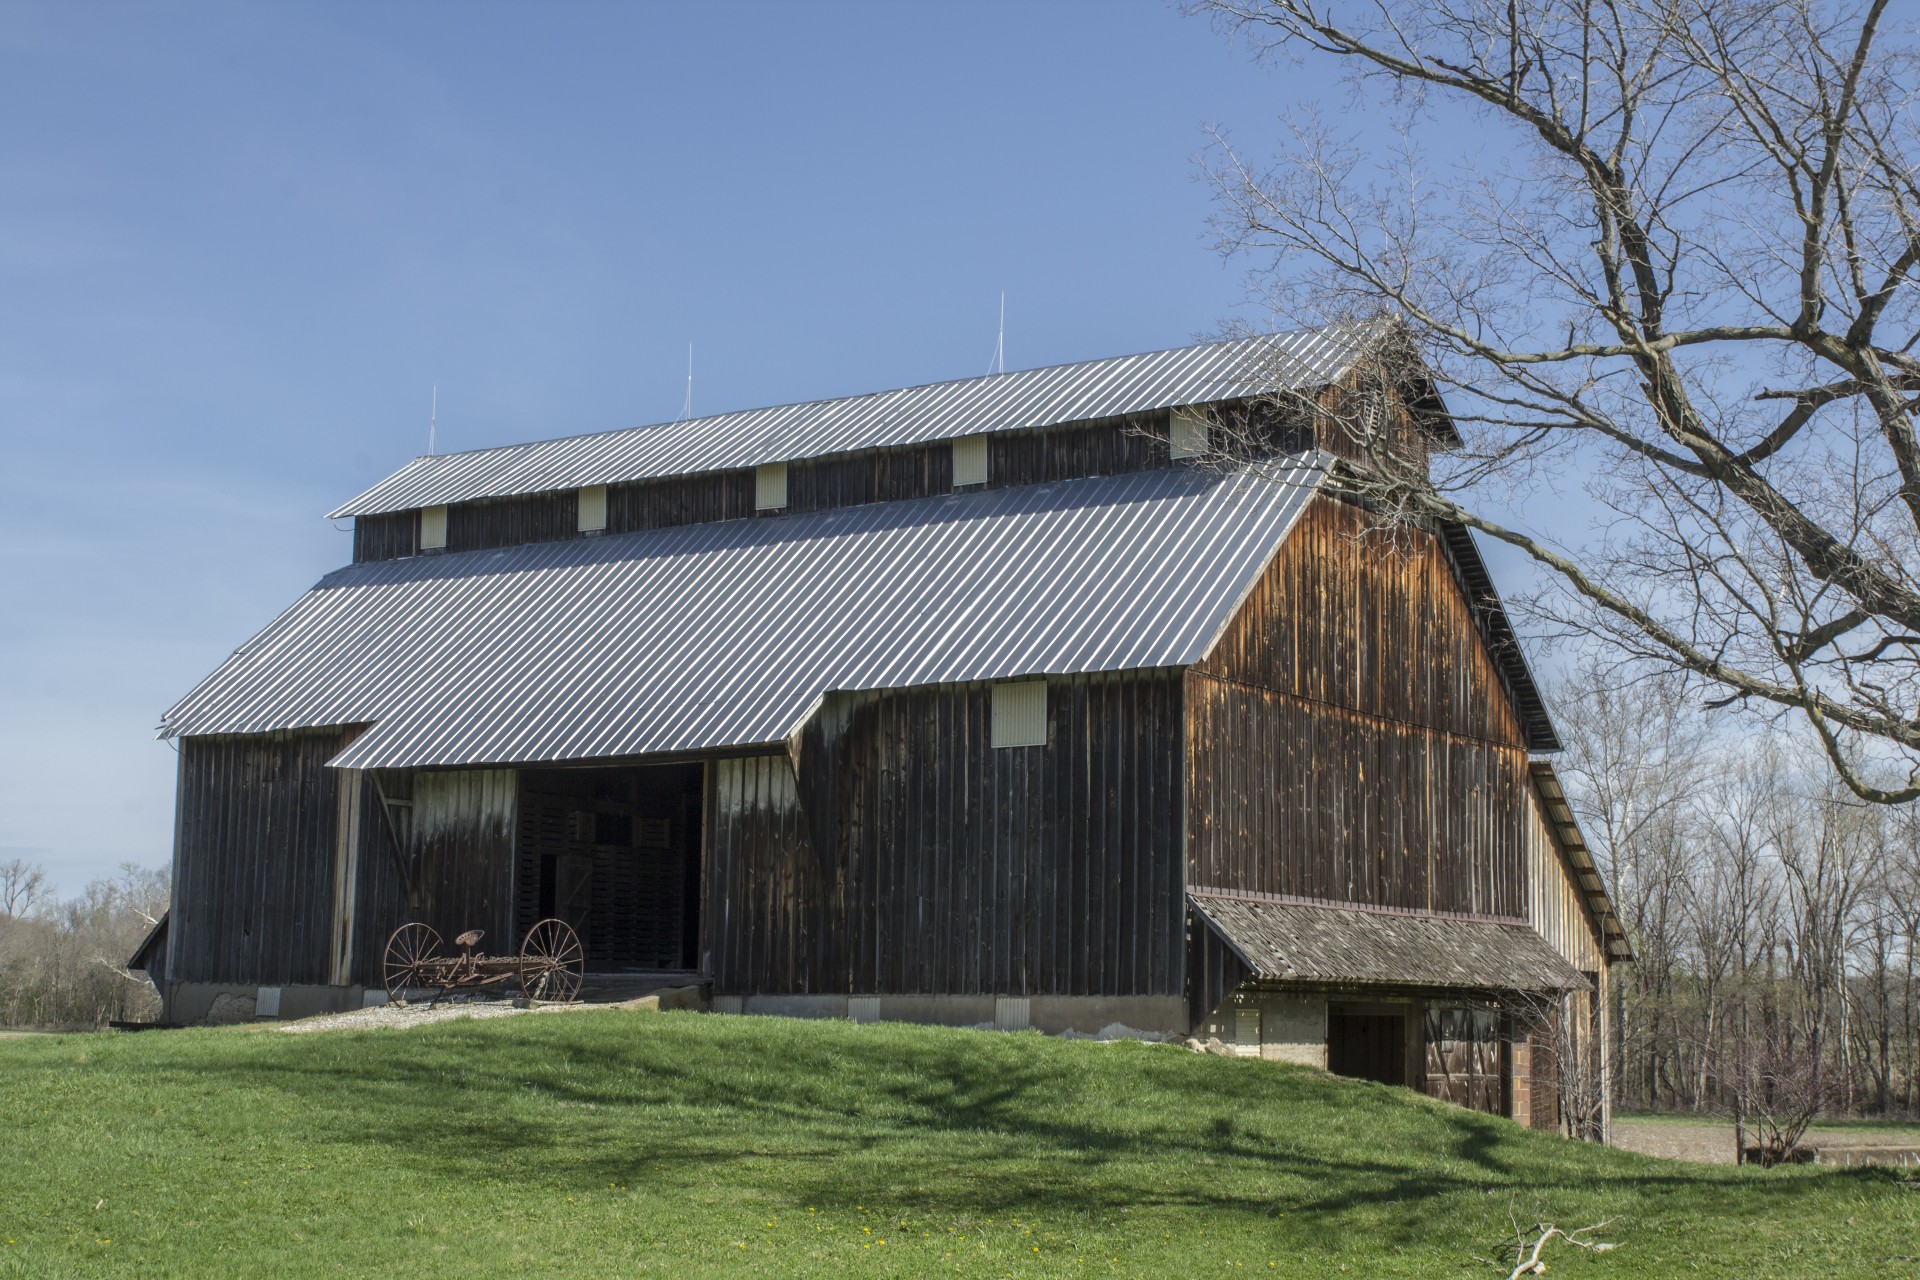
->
0, 860, 168, 1030
1558, 668, 1920, 1130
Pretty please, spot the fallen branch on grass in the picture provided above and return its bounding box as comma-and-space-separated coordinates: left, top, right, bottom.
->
1503, 1220, 1618, 1278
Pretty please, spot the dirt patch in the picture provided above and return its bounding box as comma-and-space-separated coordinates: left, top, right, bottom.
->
1612, 1117, 1920, 1165
1611, 1118, 1739, 1164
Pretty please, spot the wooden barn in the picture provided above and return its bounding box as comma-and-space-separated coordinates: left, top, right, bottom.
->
136, 330, 1628, 1134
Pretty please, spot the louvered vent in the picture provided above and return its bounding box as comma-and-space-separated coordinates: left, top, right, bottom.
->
755, 462, 788, 510
577, 484, 607, 532
419, 504, 448, 550
990, 681, 1047, 748
1170, 409, 1208, 460
952, 435, 988, 487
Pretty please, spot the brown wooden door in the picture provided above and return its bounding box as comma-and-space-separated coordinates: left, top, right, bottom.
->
1424, 1005, 1505, 1115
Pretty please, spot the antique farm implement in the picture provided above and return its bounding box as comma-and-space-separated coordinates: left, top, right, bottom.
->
382, 918, 585, 1005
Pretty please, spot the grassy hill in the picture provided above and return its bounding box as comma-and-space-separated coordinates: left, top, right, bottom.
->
3, 1008, 1914, 1278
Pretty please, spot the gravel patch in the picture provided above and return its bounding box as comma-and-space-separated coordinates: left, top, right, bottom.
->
279, 999, 585, 1034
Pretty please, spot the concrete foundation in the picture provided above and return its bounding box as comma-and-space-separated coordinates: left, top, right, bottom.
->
166, 982, 374, 1026
715, 992, 1187, 1036
1193, 989, 1331, 1065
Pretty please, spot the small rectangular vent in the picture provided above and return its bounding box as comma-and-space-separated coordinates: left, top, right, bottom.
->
952, 435, 988, 487
994, 996, 1031, 1030
577, 484, 607, 532
1169, 409, 1208, 460
419, 505, 448, 550
711, 995, 745, 1015
990, 681, 1047, 748
255, 986, 282, 1018
1234, 1007, 1261, 1048
755, 462, 788, 510
849, 996, 881, 1024
363, 989, 388, 1008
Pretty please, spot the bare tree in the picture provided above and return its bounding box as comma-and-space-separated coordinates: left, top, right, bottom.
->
1554, 663, 1708, 1107
1195, 0, 1920, 802
0, 858, 47, 919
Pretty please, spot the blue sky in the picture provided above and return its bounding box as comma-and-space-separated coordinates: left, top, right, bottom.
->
0, 2, 1488, 893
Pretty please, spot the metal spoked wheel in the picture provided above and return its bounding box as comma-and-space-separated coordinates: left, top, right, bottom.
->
383, 922, 443, 1003
519, 918, 585, 1003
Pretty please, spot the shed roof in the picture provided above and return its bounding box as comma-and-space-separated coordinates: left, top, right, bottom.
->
163, 456, 1329, 770
327, 330, 1360, 518
1190, 891, 1590, 993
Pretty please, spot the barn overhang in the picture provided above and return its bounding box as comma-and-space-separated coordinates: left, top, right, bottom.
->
1189, 891, 1590, 995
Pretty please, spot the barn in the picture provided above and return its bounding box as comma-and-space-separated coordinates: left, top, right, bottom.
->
135, 329, 1627, 1135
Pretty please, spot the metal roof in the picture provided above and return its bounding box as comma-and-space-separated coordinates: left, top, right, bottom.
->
1437, 521, 1561, 752
1190, 891, 1590, 993
327, 330, 1360, 518
164, 456, 1330, 770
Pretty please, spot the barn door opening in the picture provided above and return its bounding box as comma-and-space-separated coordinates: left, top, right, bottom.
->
1327, 1011, 1408, 1087
516, 763, 705, 972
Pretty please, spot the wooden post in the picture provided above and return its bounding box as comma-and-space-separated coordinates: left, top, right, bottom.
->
330, 769, 363, 986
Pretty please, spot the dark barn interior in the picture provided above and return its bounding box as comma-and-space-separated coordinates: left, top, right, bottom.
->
1328, 1009, 1408, 1087
515, 764, 704, 972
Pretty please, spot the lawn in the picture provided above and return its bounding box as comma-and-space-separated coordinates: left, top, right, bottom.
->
3, 1008, 1915, 1278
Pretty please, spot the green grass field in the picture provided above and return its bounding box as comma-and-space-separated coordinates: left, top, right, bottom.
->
4, 1009, 1916, 1278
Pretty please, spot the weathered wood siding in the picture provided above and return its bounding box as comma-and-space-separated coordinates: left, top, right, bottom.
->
351, 413, 1184, 562
707, 671, 1186, 997
167, 729, 351, 986
445, 492, 578, 554
1524, 786, 1608, 976
1521, 782, 1611, 1134
353, 511, 416, 562
348, 771, 413, 986
606, 471, 758, 533
1188, 495, 1530, 917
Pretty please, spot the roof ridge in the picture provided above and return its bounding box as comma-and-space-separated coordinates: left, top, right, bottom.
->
325, 327, 1358, 518
374, 330, 1326, 469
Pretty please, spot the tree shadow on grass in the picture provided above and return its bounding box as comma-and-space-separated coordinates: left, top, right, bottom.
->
146, 1011, 1896, 1252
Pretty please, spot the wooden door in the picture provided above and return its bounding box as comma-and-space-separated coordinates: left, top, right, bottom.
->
1424, 1005, 1505, 1115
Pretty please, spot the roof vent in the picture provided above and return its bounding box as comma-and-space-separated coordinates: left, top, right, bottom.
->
419, 505, 448, 551
952, 435, 988, 487
1170, 409, 1208, 460
577, 485, 607, 533
755, 462, 788, 511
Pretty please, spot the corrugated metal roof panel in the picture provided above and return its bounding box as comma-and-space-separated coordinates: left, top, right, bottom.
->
327, 330, 1358, 518
164, 456, 1329, 769
1190, 891, 1589, 992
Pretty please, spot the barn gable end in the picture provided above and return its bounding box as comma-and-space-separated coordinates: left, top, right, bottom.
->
1187, 494, 1533, 916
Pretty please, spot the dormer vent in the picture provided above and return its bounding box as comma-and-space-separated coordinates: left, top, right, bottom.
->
755, 462, 788, 511
420, 505, 448, 551
577, 485, 607, 533
1169, 409, 1208, 460
952, 435, 988, 487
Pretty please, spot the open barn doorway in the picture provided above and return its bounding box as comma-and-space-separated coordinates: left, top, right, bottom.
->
1327, 1007, 1409, 1087
516, 763, 704, 973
